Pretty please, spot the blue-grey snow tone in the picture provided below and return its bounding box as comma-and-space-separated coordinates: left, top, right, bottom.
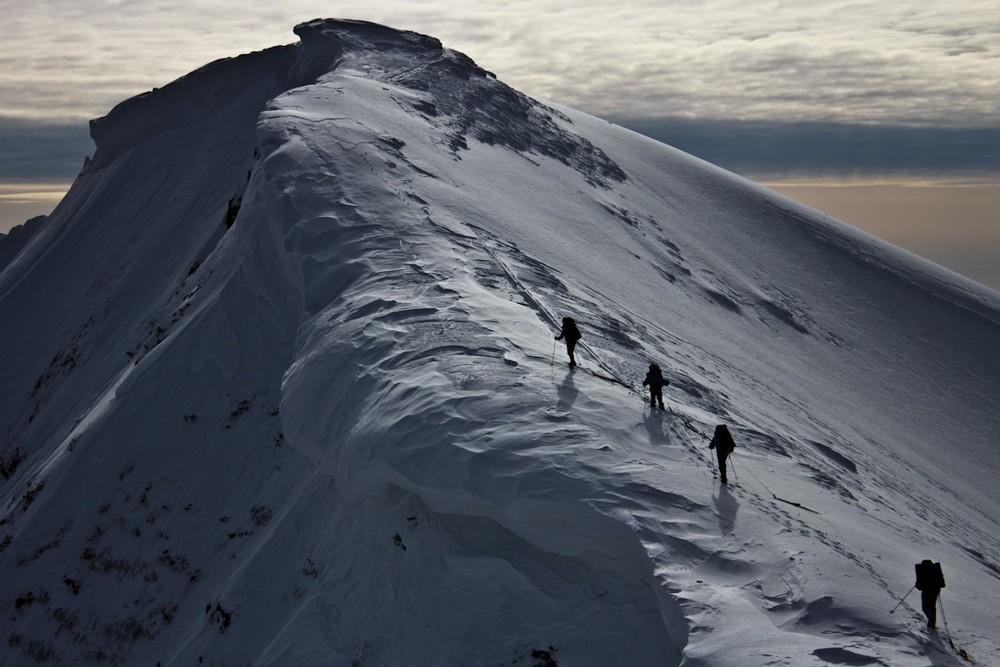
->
2, 22, 998, 664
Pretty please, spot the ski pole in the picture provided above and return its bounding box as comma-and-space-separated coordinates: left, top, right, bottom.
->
889, 586, 914, 614
939, 595, 972, 662
938, 595, 953, 641
550, 339, 556, 367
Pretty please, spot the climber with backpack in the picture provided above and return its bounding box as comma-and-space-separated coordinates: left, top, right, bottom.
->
709, 424, 736, 484
642, 362, 669, 409
915, 559, 946, 629
554, 316, 582, 367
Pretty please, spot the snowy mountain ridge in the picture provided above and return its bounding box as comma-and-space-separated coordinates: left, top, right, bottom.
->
1, 19, 999, 667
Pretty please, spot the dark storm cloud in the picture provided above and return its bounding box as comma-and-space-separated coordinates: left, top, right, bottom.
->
4, 113, 1000, 187
610, 117, 1000, 179
0, 119, 93, 183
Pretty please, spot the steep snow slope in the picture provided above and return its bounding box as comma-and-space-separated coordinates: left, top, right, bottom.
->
1, 19, 998, 667
0, 216, 47, 272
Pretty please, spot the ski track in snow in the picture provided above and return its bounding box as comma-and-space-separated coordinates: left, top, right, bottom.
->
1, 19, 998, 667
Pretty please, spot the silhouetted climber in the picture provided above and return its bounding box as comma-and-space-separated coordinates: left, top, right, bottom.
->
709, 424, 736, 484
554, 316, 581, 367
915, 559, 946, 629
642, 362, 669, 409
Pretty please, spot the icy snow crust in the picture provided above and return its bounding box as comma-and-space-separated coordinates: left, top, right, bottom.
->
2, 19, 999, 666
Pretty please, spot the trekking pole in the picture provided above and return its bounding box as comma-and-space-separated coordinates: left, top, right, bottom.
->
938, 595, 963, 658
939, 595, 951, 635
889, 586, 914, 614
728, 454, 739, 483
938, 595, 973, 662
550, 339, 556, 367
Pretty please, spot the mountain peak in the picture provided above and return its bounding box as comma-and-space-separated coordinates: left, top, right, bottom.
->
289, 18, 627, 186
86, 18, 624, 187
293, 18, 445, 55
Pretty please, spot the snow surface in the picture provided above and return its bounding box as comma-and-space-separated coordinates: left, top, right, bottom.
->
1, 18, 999, 667
0, 216, 46, 273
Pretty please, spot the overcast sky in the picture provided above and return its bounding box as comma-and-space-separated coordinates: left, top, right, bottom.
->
4, 0, 1000, 126
2, 1, 998, 286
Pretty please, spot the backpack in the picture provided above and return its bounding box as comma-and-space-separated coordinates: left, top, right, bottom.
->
563, 318, 581, 342
915, 560, 946, 590
711, 425, 736, 455
649, 364, 669, 388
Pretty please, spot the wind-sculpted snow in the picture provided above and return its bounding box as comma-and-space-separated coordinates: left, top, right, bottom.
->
259, 79, 687, 662
2, 18, 1000, 667
294, 19, 627, 186
0, 215, 46, 272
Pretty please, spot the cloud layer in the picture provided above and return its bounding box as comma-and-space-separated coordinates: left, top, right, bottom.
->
0, 120, 92, 181
1, 4, 996, 290
3, 0, 999, 126
612, 118, 1000, 180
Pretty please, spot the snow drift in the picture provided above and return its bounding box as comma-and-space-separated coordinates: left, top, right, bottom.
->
1, 19, 998, 667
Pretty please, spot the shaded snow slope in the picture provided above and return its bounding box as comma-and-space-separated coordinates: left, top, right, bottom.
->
1, 19, 998, 667
0, 215, 47, 272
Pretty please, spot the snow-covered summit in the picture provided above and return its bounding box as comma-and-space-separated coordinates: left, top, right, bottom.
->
1, 19, 999, 666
